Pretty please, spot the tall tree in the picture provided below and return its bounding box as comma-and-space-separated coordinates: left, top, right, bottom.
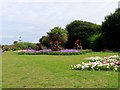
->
66, 20, 100, 49
40, 27, 68, 49
47, 27, 68, 45
102, 8, 120, 51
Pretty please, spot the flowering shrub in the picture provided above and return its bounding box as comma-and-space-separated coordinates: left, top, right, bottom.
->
70, 55, 120, 71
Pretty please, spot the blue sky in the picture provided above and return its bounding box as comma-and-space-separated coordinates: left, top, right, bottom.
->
0, 0, 119, 45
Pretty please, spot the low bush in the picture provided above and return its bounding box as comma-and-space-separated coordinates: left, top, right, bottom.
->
2, 45, 19, 51
2, 42, 36, 51
14, 42, 36, 50
88, 34, 104, 52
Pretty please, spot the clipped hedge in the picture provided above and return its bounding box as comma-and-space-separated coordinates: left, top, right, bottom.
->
18, 50, 91, 55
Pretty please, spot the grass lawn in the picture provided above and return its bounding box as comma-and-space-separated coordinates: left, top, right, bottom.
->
2, 51, 119, 88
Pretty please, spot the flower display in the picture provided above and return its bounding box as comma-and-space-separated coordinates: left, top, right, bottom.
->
85, 56, 103, 62
70, 55, 120, 71
85, 55, 120, 62
17, 49, 80, 53
17, 49, 52, 52
17, 49, 90, 55
60, 49, 80, 52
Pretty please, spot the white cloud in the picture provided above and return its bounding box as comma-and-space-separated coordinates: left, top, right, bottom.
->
1, 1, 118, 44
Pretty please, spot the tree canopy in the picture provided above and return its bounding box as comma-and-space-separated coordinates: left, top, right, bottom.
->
102, 8, 120, 51
47, 27, 68, 44
65, 20, 101, 49
40, 27, 68, 49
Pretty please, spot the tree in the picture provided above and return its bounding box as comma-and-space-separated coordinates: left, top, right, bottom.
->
39, 36, 46, 42
40, 27, 68, 50
47, 27, 68, 45
102, 8, 120, 51
13, 41, 18, 44
66, 20, 100, 49
40, 36, 50, 48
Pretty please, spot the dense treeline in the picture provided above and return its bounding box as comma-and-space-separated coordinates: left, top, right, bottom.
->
40, 8, 120, 51
39, 21, 101, 51
101, 8, 120, 51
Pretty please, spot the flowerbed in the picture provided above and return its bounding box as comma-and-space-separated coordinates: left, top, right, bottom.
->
17, 49, 91, 55
70, 55, 120, 71
85, 55, 119, 62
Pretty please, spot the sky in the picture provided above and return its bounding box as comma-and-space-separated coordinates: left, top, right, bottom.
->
0, 0, 119, 45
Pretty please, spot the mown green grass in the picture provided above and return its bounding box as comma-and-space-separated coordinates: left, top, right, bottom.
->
2, 51, 119, 88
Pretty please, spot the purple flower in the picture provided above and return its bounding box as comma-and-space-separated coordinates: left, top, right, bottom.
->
60, 49, 80, 52
17, 49, 80, 53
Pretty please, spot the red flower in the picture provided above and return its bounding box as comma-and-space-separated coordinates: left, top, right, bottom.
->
50, 42, 53, 44
59, 42, 62, 44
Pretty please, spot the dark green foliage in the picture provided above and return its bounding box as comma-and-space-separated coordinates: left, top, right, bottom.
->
40, 27, 68, 49
13, 41, 18, 44
90, 34, 104, 51
47, 27, 68, 44
39, 36, 46, 42
102, 9, 120, 51
66, 20, 101, 49
18, 50, 91, 55
40, 36, 50, 48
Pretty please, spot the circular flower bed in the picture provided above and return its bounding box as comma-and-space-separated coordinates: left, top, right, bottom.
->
17, 49, 91, 55
70, 55, 120, 71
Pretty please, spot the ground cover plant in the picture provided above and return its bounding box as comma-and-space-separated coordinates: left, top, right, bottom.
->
2, 51, 118, 88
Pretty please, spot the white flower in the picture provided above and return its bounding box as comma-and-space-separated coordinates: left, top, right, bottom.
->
107, 66, 109, 68
74, 65, 76, 68
114, 68, 117, 71
76, 64, 81, 68
91, 66, 94, 69
82, 62, 85, 64
82, 66, 85, 69
114, 65, 118, 68
71, 55, 119, 71
110, 63, 114, 65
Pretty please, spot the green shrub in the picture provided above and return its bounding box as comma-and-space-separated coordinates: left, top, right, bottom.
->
90, 34, 104, 52
14, 42, 36, 50
2, 45, 19, 51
